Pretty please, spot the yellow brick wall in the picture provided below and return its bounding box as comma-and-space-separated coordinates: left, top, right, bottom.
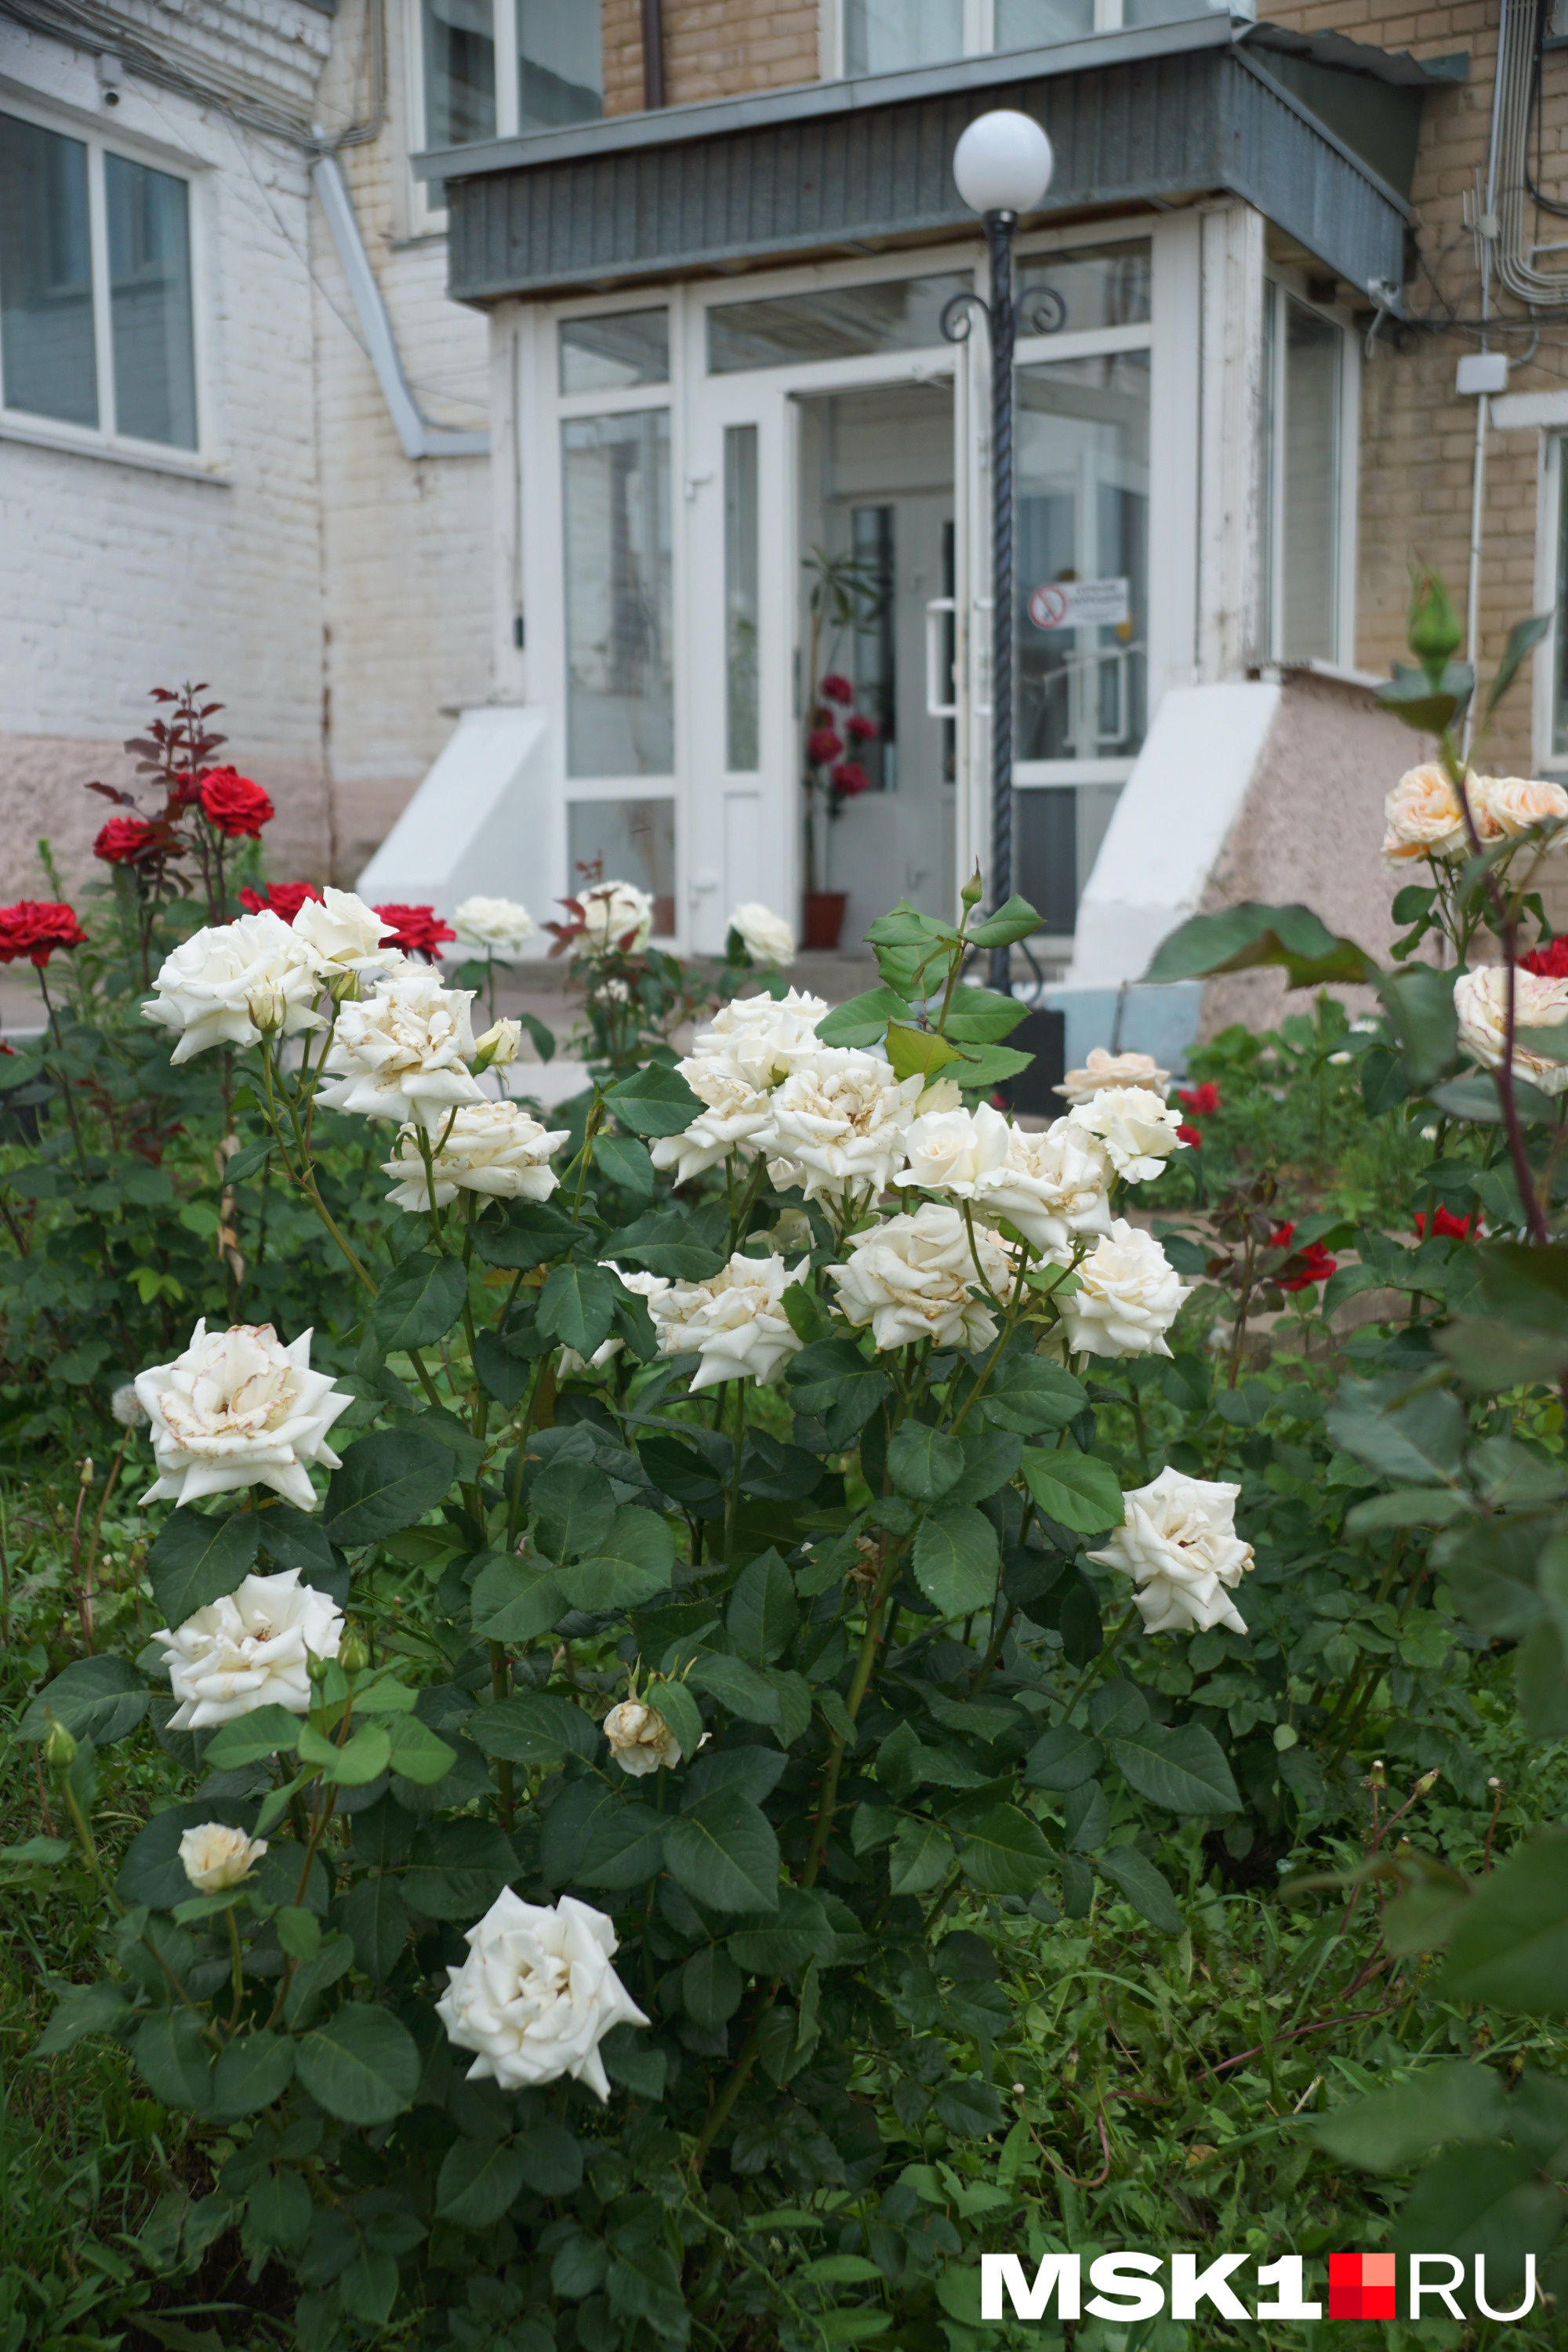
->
601, 0, 819, 114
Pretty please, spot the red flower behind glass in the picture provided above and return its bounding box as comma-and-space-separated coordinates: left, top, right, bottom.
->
373, 903, 456, 962
239, 881, 325, 923
818, 673, 854, 706
199, 768, 274, 839
808, 728, 844, 765
0, 901, 87, 967
830, 761, 872, 798
94, 818, 161, 867
1524, 935, 1568, 978
847, 713, 880, 742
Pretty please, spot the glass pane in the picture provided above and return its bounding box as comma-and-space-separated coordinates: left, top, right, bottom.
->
1280, 296, 1340, 662
844, 0, 964, 72
709, 273, 971, 374
724, 424, 759, 771
1258, 282, 1276, 659
1015, 349, 1151, 762
560, 309, 669, 394
562, 408, 673, 776
519, 0, 602, 129
0, 111, 96, 428
105, 154, 195, 448
568, 798, 675, 935
1555, 448, 1568, 759
996, 0, 1095, 45
423, 0, 495, 203
1016, 240, 1151, 334
1014, 789, 1077, 933
1123, 0, 1229, 22
850, 505, 895, 791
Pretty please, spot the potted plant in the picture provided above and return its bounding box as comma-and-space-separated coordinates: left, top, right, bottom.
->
800, 547, 882, 949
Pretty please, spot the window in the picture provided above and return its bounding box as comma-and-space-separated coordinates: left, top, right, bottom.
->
417, 0, 601, 211
724, 425, 760, 771
840, 0, 1228, 75
1551, 444, 1568, 761
0, 108, 197, 452
561, 408, 673, 777
1260, 280, 1349, 665
560, 309, 669, 394
708, 273, 972, 373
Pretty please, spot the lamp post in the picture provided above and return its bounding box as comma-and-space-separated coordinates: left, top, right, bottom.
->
943, 110, 1055, 993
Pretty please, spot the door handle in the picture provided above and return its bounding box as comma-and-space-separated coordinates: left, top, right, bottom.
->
925, 597, 957, 717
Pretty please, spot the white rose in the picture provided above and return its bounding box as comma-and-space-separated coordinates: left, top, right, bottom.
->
179, 1821, 269, 1891
435, 1889, 649, 2100
1055, 1047, 1171, 1105
456, 895, 535, 956
1381, 763, 1488, 867
650, 1058, 775, 1186
474, 1018, 522, 1069
381, 1102, 569, 1210
1472, 775, 1568, 841
1454, 964, 1568, 1096
729, 903, 797, 967
1067, 1086, 1187, 1182
154, 1566, 344, 1730
559, 1262, 670, 1377
688, 989, 829, 1091
292, 887, 406, 975
763, 1049, 924, 1205
654, 1250, 806, 1393
978, 1118, 1114, 1254
603, 1698, 685, 1776
1054, 1221, 1188, 1359
315, 971, 485, 1129
900, 1101, 1011, 1196
141, 911, 322, 1065
1087, 1465, 1254, 1635
134, 1319, 354, 1509
575, 880, 654, 955
829, 1202, 1011, 1352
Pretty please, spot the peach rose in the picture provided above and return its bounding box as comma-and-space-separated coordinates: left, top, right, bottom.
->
1473, 775, 1568, 841
1381, 764, 1491, 867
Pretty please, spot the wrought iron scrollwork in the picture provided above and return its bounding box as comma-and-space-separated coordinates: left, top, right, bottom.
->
939, 289, 993, 345
1019, 283, 1066, 335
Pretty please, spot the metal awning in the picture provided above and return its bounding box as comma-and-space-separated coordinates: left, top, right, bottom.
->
422, 14, 1416, 309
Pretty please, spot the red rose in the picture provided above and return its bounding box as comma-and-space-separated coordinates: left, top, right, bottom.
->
830, 760, 871, 797
94, 817, 160, 866
1177, 1081, 1220, 1116
818, 673, 854, 706
847, 713, 880, 742
808, 728, 844, 765
1269, 1221, 1296, 1250
239, 881, 325, 923
1176, 1121, 1203, 1148
1525, 935, 1568, 978
1414, 1203, 1481, 1240
1269, 1221, 1336, 1291
198, 768, 274, 838
0, 900, 87, 966
373, 903, 456, 961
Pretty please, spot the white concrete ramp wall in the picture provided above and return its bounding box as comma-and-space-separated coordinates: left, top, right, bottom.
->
355, 708, 556, 941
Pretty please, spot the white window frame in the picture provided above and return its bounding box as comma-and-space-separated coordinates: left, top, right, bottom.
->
408, 0, 606, 238
0, 91, 211, 473
1537, 430, 1568, 775
824, 0, 1245, 76
1258, 268, 1359, 671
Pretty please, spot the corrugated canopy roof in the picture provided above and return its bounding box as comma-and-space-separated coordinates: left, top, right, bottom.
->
423, 14, 1425, 309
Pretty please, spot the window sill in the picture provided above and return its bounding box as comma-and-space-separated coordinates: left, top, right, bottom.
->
0, 415, 230, 483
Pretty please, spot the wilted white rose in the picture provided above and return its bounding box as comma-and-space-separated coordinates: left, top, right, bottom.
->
1055, 1047, 1171, 1105
179, 1821, 268, 1891
141, 912, 321, 1065
134, 1319, 354, 1508
1054, 1221, 1188, 1359
154, 1566, 344, 1730
829, 1203, 1011, 1352
1067, 1086, 1187, 1183
730, 903, 797, 967
1381, 763, 1486, 867
474, 1018, 522, 1069
764, 1049, 924, 1204
381, 1102, 569, 1210
292, 887, 405, 975
653, 1250, 805, 1392
603, 1698, 684, 1776
1472, 775, 1568, 841
436, 1889, 649, 2100
1454, 964, 1568, 1095
651, 1058, 775, 1185
689, 990, 829, 1091
1088, 1465, 1253, 1635
575, 880, 654, 955
559, 1263, 670, 1378
456, 895, 535, 956
315, 972, 485, 1128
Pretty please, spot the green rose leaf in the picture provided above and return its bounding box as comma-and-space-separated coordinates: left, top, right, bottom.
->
1023, 1725, 1105, 1791
402, 1819, 517, 1918
204, 1704, 305, 1770
472, 1199, 579, 1272
1097, 1846, 1185, 1933
1108, 1721, 1240, 1816
887, 1423, 965, 1504
147, 1507, 261, 1628
1441, 1833, 1568, 2013
725, 1550, 799, 1665
371, 1251, 470, 1352
336, 1879, 409, 1986
212, 2028, 296, 2118
602, 1061, 705, 1136
1021, 1448, 1125, 1534
555, 1506, 676, 1613
687, 1653, 782, 1728
34, 1980, 135, 2056
298, 1722, 393, 1786
468, 1692, 599, 1767
436, 2137, 528, 2230
473, 1328, 540, 1409
1312, 2063, 1508, 2173
470, 1553, 568, 1642
531, 1458, 617, 1563
323, 1428, 456, 1549
516, 2119, 584, 2195
536, 1262, 617, 1359
959, 1805, 1053, 1896
382, 1714, 457, 1785
887, 1817, 955, 1896
295, 2003, 419, 2125
134, 2009, 215, 2111
17, 1656, 148, 1747
911, 1505, 999, 1617
662, 1788, 780, 1914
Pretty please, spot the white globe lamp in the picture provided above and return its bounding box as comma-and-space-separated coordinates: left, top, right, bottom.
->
953, 109, 1054, 219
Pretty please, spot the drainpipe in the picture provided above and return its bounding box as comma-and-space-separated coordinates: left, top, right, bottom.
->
641, 0, 665, 111
310, 154, 489, 459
